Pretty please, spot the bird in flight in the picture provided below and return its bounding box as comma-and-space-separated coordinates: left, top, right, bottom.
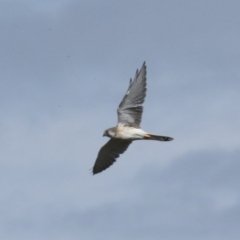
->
92, 62, 173, 174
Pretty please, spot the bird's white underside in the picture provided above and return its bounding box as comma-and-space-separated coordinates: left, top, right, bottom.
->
115, 127, 147, 140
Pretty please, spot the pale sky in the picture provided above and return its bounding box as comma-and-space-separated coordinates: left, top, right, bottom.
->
1, 1, 240, 239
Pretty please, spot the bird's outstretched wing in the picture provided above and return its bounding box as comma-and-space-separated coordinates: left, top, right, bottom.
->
93, 139, 132, 174
117, 62, 147, 128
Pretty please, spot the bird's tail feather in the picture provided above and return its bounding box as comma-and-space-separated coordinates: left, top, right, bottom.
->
144, 134, 173, 141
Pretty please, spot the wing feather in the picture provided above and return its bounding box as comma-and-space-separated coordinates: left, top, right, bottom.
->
117, 62, 147, 127
93, 139, 132, 174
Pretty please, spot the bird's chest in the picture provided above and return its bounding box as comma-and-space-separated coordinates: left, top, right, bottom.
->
115, 127, 145, 140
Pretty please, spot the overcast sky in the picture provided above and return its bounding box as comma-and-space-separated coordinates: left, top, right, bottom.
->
1, 1, 240, 239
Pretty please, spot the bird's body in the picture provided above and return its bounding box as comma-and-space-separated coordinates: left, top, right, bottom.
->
104, 126, 148, 140
92, 62, 173, 174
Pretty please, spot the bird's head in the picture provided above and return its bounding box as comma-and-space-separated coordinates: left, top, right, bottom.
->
103, 128, 116, 138
103, 130, 108, 137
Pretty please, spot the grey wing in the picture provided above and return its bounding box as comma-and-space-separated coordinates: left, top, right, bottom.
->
117, 62, 147, 128
92, 139, 132, 174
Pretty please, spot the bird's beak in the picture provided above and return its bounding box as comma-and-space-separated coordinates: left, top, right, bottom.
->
103, 132, 106, 137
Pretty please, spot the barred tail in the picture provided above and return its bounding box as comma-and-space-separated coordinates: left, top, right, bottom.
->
144, 134, 174, 141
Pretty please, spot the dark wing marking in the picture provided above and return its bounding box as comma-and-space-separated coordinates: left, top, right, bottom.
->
92, 139, 132, 174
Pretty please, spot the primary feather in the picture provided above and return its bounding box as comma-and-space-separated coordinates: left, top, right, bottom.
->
117, 62, 147, 128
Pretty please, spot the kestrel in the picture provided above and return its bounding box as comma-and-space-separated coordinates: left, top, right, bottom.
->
92, 62, 173, 174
